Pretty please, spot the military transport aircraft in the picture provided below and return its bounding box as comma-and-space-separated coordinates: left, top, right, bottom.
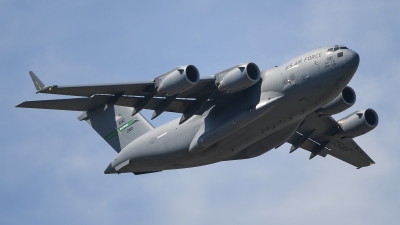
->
17, 45, 379, 175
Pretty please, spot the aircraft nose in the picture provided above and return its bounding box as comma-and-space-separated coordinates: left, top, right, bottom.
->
346, 50, 360, 69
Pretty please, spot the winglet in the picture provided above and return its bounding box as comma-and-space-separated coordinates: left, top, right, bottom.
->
29, 71, 46, 92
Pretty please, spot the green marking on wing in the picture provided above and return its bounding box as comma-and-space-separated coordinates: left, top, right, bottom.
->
104, 118, 140, 141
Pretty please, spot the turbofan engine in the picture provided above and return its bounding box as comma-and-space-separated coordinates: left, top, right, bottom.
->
337, 108, 379, 138
156, 65, 200, 96
316, 86, 356, 116
216, 62, 260, 93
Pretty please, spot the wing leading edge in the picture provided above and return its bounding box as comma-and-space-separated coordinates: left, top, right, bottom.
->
36, 76, 216, 98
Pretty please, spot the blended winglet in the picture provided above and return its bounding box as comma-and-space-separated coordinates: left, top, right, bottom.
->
29, 71, 46, 92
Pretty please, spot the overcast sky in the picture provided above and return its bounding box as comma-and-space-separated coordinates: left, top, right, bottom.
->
1, 1, 399, 224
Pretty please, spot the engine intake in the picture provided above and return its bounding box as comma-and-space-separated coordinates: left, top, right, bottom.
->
316, 86, 356, 116
217, 62, 260, 93
337, 108, 379, 138
156, 65, 200, 95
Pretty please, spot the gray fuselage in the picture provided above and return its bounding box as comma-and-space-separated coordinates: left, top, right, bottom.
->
108, 46, 360, 174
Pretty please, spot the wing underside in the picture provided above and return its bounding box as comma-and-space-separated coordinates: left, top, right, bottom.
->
17, 71, 218, 123
16, 95, 203, 114
286, 112, 375, 168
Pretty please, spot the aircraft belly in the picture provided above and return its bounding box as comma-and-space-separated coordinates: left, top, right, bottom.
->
232, 118, 303, 160
158, 153, 221, 170
199, 104, 306, 161
116, 116, 214, 172
119, 158, 173, 173
167, 116, 304, 169
163, 127, 195, 154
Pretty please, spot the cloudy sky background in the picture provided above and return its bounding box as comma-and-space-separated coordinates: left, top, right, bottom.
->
1, 1, 399, 224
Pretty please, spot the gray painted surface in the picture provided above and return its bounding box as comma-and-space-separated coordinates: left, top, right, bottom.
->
17, 45, 377, 174
85, 105, 154, 153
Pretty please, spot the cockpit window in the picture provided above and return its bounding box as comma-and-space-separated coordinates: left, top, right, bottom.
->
328, 45, 348, 54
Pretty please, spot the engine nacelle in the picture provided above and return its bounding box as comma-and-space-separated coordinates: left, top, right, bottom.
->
316, 86, 356, 116
337, 108, 379, 138
156, 65, 199, 96
217, 62, 260, 93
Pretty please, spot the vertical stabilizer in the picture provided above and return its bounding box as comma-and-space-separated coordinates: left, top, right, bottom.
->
80, 105, 154, 153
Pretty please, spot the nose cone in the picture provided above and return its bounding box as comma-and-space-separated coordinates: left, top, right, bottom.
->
346, 50, 360, 71
104, 163, 117, 174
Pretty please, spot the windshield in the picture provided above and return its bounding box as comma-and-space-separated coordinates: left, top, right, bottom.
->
327, 45, 348, 53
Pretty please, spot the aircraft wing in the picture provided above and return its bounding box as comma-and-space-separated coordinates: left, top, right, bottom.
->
17, 96, 199, 114
286, 112, 375, 168
36, 77, 216, 98
18, 71, 218, 123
